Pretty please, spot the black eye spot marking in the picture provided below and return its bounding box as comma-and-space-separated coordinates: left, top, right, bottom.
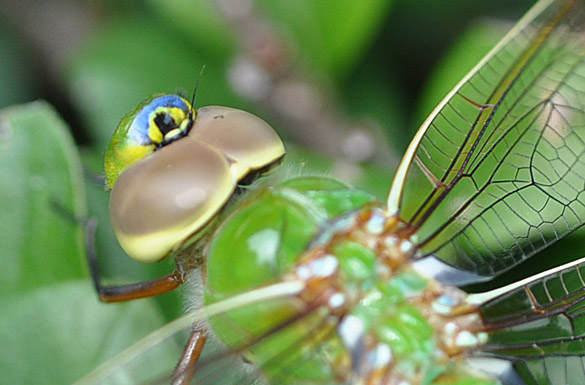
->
155, 113, 178, 135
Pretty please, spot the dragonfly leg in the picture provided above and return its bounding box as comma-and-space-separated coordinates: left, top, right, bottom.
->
171, 328, 208, 385
85, 218, 189, 302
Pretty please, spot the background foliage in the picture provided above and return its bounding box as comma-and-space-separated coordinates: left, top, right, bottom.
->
1, 0, 559, 383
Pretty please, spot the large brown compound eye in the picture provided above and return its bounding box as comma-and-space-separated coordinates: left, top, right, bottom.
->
110, 136, 236, 263
191, 106, 286, 180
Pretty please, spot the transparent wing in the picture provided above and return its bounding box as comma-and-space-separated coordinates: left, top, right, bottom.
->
387, 0, 585, 282
473, 255, 585, 385
72, 295, 255, 385
73, 281, 347, 385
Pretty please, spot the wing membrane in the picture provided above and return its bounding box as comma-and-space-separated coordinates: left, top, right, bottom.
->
73, 281, 345, 385
388, 0, 585, 281
477, 256, 585, 385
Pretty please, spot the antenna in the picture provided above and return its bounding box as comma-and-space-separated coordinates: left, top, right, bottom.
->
190, 65, 206, 111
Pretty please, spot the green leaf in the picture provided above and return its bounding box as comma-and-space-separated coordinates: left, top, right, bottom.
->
0, 280, 176, 385
144, 0, 237, 60
343, 61, 410, 151
0, 102, 86, 294
0, 20, 38, 107
255, 0, 393, 79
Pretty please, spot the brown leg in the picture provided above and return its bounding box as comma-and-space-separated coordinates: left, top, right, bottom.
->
85, 218, 189, 302
92, 271, 185, 302
171, 329, 208, 385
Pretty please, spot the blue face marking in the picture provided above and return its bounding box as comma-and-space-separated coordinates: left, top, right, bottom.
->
129, 95, 191, 145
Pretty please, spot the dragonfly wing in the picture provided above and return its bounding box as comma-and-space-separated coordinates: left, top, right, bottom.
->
475, 256, 585, 385
74, 308, 197, 385
72, 281, 344, 385
388, 0, 585, 283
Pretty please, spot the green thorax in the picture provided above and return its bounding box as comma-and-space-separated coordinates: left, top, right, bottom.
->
204, 176, 499, 384
205, 176, 378, 297
205, 176, 378, 382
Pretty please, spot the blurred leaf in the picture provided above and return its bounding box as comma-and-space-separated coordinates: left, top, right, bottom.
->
144, 0, 237, 60
0, 17, 38, 107
0, 102, 86, 294
0, 280, 175, 385
66, 16, 246, 151
343, 61, 410, 152
255, 0, 393, 79
415, 21, 507, 127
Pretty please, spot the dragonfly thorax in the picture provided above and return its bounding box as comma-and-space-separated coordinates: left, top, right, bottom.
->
289, 207, 490, 384
204, 179, 494, 384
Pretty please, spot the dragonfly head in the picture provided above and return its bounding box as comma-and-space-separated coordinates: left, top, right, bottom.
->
106, 97, 286, 263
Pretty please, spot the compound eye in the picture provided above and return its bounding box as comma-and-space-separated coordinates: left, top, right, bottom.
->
191, 106, 286, 181
110, 136, 235, 263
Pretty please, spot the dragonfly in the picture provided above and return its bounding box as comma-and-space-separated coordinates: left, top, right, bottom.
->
77, 0, 585, 384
